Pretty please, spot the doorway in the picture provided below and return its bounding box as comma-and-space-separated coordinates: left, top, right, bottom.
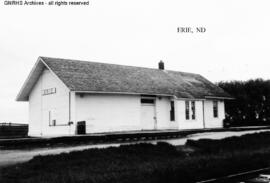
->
140, 98, 156, 130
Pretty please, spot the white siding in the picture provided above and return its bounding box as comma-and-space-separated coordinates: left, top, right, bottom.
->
176, 100, 204, 130
155, 97, 178, 130
28, 69, 72, 137
204, 100, 225, 128
75, 94, 142, 133
28, 70, 226, 137
75, 95, 178, 133
28, 75, 42, 136
141, 104, 156, 130
69, 92, 77, 134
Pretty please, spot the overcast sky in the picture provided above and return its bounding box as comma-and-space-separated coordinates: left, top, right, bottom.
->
0, 0, 269, 123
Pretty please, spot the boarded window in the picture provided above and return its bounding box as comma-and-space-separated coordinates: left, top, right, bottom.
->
191, 101, 196, 120
213, 101, 218, 118
141, 98, 154, 104
185, 101, 190, 120
170, 101, 175, 121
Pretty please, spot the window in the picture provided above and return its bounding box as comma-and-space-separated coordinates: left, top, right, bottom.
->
186, 101, 196, 120
185, 101, 190, 120
191, 101, 196, 120
170, 101, 175, 121
42, 88, 56, 96
141, 98, 154, 104
213, 101, 218, 118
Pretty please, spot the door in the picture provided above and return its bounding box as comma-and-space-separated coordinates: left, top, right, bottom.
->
141, 104, 156, 130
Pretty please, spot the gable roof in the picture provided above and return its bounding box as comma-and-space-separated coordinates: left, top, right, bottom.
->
16, 57, 231, 101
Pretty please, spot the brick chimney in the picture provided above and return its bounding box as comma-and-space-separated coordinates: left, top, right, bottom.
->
158, 60, 164, 70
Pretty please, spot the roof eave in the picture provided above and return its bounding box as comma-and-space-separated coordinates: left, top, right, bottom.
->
73, 90, 175, 97
16, 57, 44, 101
204, 96, 235, 100
16, 57, 72, 102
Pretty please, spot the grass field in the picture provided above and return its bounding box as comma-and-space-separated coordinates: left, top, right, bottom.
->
1, 132, 270, 183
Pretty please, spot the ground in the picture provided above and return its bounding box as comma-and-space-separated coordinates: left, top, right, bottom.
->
1, 128, 270, 168
2, 131, 270, 183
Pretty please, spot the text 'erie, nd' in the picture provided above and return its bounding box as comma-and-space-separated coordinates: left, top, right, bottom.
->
177, 27, 206, 33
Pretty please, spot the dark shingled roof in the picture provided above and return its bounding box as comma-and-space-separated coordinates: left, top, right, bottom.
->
39, 57, 230, 99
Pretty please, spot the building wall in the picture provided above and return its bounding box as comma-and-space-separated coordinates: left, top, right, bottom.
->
75, 94, 179, 133
155, 97, 178, 129
28, 74, 42, 136
28, 68, 225, 136
75, 94, 142, 133
204, 100, 225, 128
28, 68, 72, 137
176, 100, 204, 130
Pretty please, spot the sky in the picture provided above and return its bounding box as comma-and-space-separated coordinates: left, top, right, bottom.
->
0, 0, 270, 123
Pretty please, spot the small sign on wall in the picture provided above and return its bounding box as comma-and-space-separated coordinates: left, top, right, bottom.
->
42, 88, 56, 96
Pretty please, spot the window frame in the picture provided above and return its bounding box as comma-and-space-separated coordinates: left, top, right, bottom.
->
185, 101, 190, 120
213, 100, 219, 118
140, 98, 155, 104
170, 101, 175, 121
185, 100, 196, 120
191, 101, 196, 120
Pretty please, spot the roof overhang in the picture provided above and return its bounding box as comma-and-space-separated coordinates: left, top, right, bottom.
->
74, 90, 175, 97
16, 57, 47, 101
204, 96, 234, 100
74, 91, 235, 100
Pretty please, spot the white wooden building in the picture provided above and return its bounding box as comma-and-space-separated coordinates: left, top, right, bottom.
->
16, 57, 232, 137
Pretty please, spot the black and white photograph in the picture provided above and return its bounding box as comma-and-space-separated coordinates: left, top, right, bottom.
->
0, 0, 270, 182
